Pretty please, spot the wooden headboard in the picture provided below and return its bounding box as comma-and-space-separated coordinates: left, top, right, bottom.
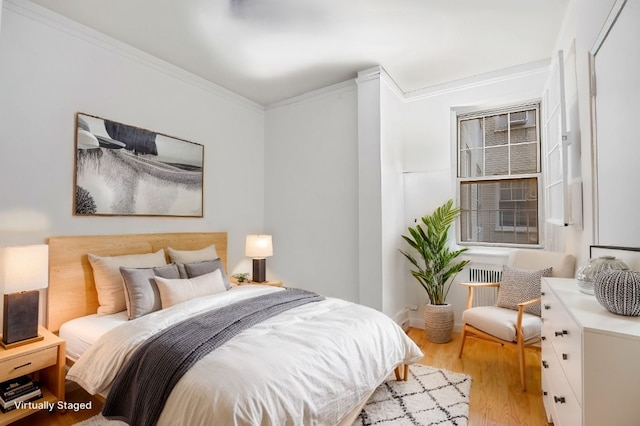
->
47, 232, 227, 332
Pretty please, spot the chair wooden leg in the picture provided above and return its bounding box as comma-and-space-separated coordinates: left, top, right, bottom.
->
458, 326, 467, 358
518, 340, 527, 391
403, 364, 409, 381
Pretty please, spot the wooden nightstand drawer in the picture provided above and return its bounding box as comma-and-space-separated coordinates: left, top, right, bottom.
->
0, 346, 57, 381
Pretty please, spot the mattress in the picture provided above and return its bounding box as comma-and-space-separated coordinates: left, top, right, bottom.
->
59, 311, 128, 361
67, 285, 423, 424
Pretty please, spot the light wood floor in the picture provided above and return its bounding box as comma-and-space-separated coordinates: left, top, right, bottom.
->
408, 328, 549, 426
15, 328, 549, 426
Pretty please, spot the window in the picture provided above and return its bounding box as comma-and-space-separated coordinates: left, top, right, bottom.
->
457, 103, 541, 246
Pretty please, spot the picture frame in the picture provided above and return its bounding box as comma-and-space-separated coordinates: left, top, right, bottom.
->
590, 245, 640, 271
74, 113, 204, 217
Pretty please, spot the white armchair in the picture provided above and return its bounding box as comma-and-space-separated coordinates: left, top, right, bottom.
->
457, 249, 575, 391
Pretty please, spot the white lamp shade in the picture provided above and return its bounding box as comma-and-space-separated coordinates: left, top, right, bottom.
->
245, 235, 273, 259
0, 245, 49, 293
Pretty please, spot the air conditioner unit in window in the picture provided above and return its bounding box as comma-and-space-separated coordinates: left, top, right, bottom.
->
509, 111, 528, 126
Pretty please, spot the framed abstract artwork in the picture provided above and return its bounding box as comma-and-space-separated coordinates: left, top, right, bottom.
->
74, 113, 204, 217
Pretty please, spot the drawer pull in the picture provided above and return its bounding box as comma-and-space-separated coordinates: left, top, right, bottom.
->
555, 330, 568, 337
542, 360, 549, 368
13, 362, 32, 370
562, 353, 568, 360
541, 291, 545, 296
544, 304, 551, 310
554, 396, 566, 404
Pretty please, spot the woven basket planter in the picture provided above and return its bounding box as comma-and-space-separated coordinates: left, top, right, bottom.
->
424, 303, 454, 343
594, 269, 640, 316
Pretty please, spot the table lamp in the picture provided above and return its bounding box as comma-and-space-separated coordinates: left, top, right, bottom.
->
245, 235, 272, 283
0, 245, 48, 348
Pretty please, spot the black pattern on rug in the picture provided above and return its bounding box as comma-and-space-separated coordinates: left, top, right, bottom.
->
353, 364, 471, 426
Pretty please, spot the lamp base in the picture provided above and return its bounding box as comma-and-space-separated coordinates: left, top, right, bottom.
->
252, 258, 266, 283
3, 290, 40, 347
0, 334, 44, 350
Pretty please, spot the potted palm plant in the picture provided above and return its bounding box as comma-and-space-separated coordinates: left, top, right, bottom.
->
400, 199, 469, 343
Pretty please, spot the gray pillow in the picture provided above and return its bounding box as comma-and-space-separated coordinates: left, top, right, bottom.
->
496, 265, 552, 316
120, 264, 181, 319
181, 258, 232, 290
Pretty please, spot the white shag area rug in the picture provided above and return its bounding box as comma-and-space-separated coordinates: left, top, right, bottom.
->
75, 364, 471, 426
353, 364, 472, 426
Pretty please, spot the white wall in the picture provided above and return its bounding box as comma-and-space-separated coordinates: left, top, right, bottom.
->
264, 82, 359, 302
3, 0, 624, 328
379, 71, 408, 318
356, 70, 383, 310
552, 0, 626, 267
352, 66, 408, 317
400, 65, 550, 328
0, 1, 265, 269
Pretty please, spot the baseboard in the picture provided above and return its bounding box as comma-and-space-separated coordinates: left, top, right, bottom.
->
393, 308, 410, 332
408, 318, 464, 333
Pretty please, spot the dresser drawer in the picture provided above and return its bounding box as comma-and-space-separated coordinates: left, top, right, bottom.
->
544, 349, 582, 426
0, 346, 57, 381
541, 282, 583, 404
541, 369, 555, 424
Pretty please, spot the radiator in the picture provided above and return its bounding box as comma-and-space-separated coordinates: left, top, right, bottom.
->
468, 266, 502, 307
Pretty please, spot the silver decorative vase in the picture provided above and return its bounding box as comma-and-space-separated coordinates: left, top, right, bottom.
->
576, 256, 629, 295
594, 269, 640, 316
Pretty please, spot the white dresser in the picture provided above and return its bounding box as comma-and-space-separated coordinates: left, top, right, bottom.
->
541, 277, 640, 426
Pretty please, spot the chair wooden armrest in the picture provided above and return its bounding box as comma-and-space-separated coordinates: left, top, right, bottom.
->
461, 282, 501, 309
516, 297, 541, 335
517, 297, 541, 308
459, 282, 501, 288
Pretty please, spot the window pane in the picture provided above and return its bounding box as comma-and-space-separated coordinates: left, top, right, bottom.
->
486, 114, 507, 147
485, 146, 508, 175
510, 143, 538, 174
460, 118, 483, 150
459, 148, 484, 178
511, 109, 538, 144
460, 178, 538, 245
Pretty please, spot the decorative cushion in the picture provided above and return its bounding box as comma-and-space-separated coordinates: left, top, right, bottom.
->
462, 306, 541, 342
496, 265, 552, 316
182, 258, 232, 290
154, 269, 227, 308
167, 244, 218, 264
120, 264, 181, 320
87, 250, 167, 315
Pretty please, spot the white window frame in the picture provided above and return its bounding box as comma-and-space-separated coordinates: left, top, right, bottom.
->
456, 102, 543, 248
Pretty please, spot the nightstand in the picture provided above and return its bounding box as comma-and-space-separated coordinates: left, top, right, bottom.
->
230, 277, 284, 287
0, 326, 65, 425
251, 280, 283, 287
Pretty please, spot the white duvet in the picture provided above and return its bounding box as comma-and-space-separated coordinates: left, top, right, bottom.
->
67, 285, 423, 425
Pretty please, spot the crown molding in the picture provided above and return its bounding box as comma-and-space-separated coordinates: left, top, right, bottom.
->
4, 0, 264, 112
265, 79, 356, 110
402, 59, 551, 102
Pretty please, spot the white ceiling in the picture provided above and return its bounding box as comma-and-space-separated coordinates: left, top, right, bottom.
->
28, 0, 569, 105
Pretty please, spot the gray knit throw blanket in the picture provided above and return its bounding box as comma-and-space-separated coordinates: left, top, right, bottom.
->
102, 288, 324, 426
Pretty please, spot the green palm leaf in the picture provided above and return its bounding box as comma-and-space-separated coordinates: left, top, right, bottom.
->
400, 199, 470, 305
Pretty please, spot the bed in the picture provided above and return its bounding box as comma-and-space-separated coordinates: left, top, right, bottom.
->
47, 232, 423, 425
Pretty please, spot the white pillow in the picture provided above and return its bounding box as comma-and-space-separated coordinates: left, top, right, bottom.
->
155, 269, 227, 308
167, 244, 218, 264
88, 250, 167, 315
